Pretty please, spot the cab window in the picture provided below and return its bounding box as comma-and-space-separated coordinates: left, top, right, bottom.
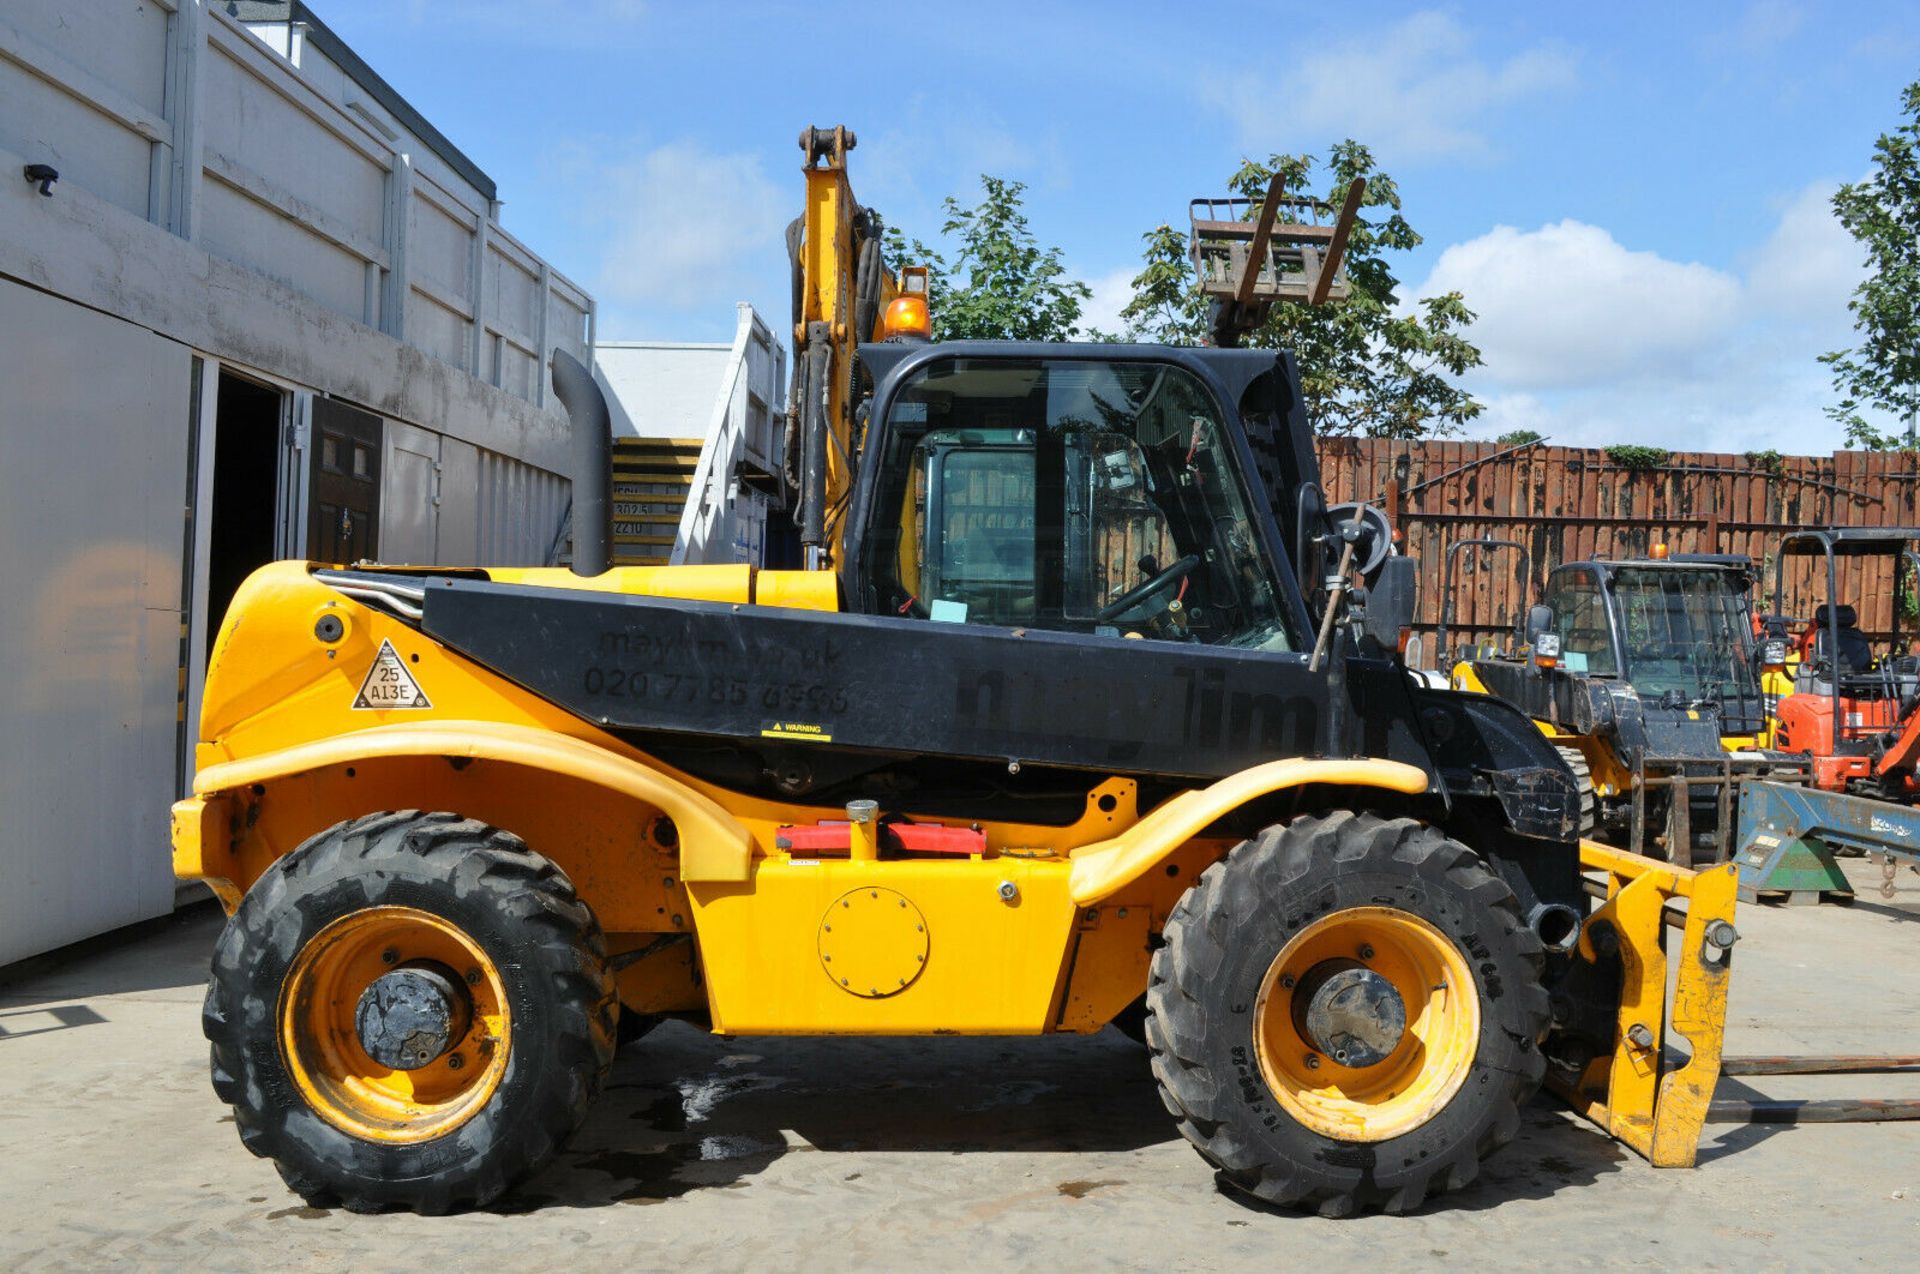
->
1544, 568, 1616, 675
862, 357, 1295, 649
924, 442, 1038, 623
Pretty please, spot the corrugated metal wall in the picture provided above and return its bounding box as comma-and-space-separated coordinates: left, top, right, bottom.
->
1315, 439, 1920, 668
477, 449, 571, 567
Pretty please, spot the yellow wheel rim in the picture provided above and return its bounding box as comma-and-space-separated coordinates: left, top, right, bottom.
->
278, 906, 510, 1144
1252, 906, 1479, 1143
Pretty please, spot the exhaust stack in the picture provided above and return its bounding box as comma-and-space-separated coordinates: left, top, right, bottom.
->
549, 348, 612, 577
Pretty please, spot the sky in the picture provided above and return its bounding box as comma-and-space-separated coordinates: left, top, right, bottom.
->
305, 0, 1919, 454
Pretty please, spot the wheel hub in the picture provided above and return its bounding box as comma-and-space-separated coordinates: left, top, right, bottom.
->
1293, 961, 1407, 1068
354, 965, 471, 1070
1252, 906, 1480, 1143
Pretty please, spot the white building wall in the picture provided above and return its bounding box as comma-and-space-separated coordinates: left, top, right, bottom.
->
595, 342, 735, 441
2, 3, 591, 431
0, 1, 596, 962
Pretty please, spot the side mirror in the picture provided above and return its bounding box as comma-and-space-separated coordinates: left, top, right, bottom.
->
1525, 603, 1555, 646
1359, 555, 1418, 658
1294, 482, 1331, 597
1524, 604, 1563, 669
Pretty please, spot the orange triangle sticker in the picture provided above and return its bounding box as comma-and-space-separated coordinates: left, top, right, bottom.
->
352, 638, 433, 710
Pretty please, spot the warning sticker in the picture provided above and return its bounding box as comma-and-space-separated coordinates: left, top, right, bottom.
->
761, 721, 831, 743
352, 639, 433, 710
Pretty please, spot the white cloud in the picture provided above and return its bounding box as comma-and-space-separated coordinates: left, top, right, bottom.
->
1470, 360, 1837, 454
1417, 221, 1743, 389
1744, 181, 1862, 322
585, 140, 789, 323
1416, 183, 1881, 453
1206, 11, 1575, 162
1723, 1, 1806, 56
1076, 266, 1137, 338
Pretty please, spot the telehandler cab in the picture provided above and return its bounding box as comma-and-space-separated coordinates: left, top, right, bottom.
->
173, 127, 1738, 1217
1445, 542, 1780, 861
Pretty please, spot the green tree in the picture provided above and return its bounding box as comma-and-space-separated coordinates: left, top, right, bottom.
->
1117, 222, 1208, 345
1495, 428, 1545, 447
883, 225, 949, 326
1822, 78, 1920, 451
1119, 141, 1484, 440
887, 176, 1089, 342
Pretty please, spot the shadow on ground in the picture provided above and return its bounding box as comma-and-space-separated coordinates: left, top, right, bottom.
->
493, 1023, 1629, 1215
1826, 896, 1920, 923
5, 906, 1635, 1217
498, 1022, 1175, 1212
0, 903, 221, 1007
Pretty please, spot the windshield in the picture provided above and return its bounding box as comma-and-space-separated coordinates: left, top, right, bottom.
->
1613, 566, 1760, 715
859, 357, 1296, 649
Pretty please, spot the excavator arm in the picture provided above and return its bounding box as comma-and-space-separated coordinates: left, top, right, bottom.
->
1874, 692, 1920, 777
787, 125, 924, 568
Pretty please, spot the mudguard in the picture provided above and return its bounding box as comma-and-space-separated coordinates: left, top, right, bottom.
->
175, 720, 756, 885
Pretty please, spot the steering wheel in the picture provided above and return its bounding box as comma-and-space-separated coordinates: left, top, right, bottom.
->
1098, 554, 1202, 622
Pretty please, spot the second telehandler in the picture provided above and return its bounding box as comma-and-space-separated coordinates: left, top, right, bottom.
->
1446, 541, 1779, 860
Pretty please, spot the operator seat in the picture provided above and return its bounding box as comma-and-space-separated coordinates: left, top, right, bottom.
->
1812, 603, 1873, 675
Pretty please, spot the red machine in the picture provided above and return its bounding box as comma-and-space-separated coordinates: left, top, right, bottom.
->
1766, 529, 1920, 800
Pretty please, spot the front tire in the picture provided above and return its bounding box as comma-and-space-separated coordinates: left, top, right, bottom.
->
1110, 995, 1149, 1046
203, 811, 617, 1213
1147, 811, 1548, 1216
1555, 745, 1598, 838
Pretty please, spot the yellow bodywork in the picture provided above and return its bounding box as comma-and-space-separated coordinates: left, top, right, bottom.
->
1066, 758, 1430, 904
174, 561, 1427, 1035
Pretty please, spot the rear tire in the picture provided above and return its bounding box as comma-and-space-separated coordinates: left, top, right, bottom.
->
1147, 811, 1548, 1216
203, 811, 617, 1214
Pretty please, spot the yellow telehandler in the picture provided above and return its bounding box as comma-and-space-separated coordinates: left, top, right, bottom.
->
174, 126, 1736, 1216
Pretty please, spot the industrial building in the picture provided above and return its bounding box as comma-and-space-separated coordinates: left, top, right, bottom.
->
0, 0, 593, 964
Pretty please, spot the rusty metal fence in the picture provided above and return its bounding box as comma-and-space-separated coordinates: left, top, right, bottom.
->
1313, 439, 1920, 670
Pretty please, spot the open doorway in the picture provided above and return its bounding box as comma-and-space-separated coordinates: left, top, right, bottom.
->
204, 371, 286, 657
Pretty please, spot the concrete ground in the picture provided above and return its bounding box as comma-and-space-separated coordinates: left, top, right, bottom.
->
4, 861, 1920, 1272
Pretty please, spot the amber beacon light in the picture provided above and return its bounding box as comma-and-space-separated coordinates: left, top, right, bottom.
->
883, 294, 931, 340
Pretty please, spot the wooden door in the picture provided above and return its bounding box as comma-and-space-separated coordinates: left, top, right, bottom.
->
309, 398, 382, 564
